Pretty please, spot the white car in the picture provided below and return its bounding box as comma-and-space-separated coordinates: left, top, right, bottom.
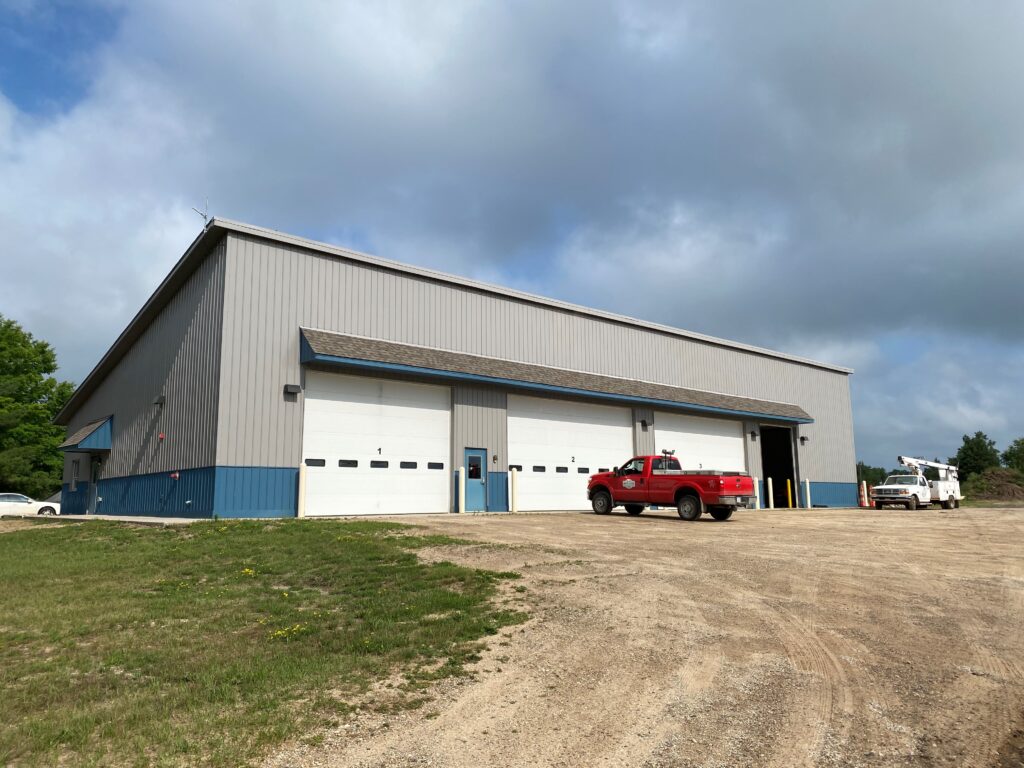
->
0, 493, 61, 516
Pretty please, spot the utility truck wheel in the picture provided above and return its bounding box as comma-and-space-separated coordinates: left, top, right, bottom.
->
625, 505, 644, 516
907, 495, 918, 511
955, 499, 960, 509
710, 507, 733, 521
943, 496, 954, 510
677, 495, 702, 521
591, 491, 612, 515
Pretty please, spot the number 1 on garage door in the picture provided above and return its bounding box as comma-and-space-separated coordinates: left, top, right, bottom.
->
464, 448, 487, 512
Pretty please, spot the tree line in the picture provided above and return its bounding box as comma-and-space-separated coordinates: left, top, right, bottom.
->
858, 432, 1024, 486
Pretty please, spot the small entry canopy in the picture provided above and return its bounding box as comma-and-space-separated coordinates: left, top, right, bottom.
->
59, 417, 112, 452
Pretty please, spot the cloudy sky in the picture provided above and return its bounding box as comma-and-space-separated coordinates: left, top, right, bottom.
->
2, 0, 1022, 467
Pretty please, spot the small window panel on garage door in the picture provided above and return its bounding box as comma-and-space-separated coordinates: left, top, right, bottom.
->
653, 411, 745, 472
301, 371, 451, 515
507, 394, 633, 511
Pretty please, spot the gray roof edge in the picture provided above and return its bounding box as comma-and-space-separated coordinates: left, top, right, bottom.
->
299, 327, 811, 421
220, 218, 853, 375
300, 326, 811, 412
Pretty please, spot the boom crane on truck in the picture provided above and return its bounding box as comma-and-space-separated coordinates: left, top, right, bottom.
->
870, 456, 963, 510
897, 456, 959, 482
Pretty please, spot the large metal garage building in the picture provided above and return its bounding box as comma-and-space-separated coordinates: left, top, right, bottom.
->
56, 219, 858, 518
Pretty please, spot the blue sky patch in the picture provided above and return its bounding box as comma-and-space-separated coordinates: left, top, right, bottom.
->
0, 2, 120, 115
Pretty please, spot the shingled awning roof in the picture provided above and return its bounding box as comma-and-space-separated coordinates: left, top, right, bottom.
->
300, 329, 812, 423
59, 416, 112, 451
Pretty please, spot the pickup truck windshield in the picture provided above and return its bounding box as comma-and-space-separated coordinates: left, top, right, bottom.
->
884, 476, 918, 485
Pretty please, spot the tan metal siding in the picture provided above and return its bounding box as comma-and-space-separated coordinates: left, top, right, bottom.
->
451, 386, 508, 473
743, 421, 763, 479
218, 233, 856, 482
632, 408, 655, 455
62, 240, 226, 480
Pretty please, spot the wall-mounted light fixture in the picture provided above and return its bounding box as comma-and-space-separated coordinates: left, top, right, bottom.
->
749, 430, 758, 441
800, 435, 810, 446
283, 384, 301, 395
493, 454, 499, 464
152, 394, 165, 407
640, 419, 650, 430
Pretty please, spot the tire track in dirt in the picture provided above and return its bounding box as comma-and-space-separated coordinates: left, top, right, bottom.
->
758, 602, 848, 766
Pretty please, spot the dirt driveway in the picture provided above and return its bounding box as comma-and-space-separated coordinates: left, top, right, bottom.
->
270, 507, 1024, 768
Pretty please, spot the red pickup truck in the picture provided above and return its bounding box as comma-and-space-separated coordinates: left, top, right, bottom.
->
587, 453, 755, 521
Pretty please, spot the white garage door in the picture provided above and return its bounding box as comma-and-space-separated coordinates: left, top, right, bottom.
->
654, 411, 745, 472
301, 372, 451, 515
508, 395, 633, 511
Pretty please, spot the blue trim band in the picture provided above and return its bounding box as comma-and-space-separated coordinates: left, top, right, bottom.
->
755, 479, 858, 508
808, 481, 859, 508
303, 352, 813, 424
60, 466, 298, 519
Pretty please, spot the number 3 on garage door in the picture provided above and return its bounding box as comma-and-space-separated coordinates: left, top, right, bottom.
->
464, 448, 487, 511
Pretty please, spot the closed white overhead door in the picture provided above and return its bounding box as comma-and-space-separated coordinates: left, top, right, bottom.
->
654, 411, 745, 472
508, 395, 633, 511
302, 372, 451, 516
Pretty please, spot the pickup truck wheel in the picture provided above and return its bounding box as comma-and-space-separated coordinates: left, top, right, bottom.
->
874, 501, 883, 510
710, 507, 733, 521
625, 504, 644, 516
591, 491, 612, 515
677, 494, 702, 521
907, 495, 918, 511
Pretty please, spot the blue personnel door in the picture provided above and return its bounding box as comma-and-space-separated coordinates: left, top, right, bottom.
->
464, 448, 487, 511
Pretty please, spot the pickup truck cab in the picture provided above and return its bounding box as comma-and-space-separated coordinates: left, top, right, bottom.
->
587, 454, 755, 521
871, 474, 931, 509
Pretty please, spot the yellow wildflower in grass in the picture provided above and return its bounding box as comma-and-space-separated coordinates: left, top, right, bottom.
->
268, 623, 309, 642
240, 567, 256, 577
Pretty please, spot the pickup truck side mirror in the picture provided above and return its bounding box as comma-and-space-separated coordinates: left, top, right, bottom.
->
612, 466, 619, 475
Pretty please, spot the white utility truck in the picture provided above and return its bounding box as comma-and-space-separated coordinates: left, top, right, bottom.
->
871, 456, 962, 510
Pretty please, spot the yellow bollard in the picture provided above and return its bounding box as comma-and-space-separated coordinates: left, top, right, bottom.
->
786, 478, 793, 508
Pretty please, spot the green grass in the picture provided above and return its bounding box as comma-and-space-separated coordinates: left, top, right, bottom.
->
0, 520, 526, 767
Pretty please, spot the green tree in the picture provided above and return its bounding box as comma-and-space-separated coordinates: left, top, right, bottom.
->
857, 461, 888, 486
1003, 438, 1024, 474
949, 431, 1001, 481
0, 315, 74, 498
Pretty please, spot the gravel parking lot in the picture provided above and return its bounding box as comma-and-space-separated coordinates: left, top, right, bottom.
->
270, 506, 1024, 768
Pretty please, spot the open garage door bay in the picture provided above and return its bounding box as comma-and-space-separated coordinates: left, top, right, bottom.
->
653, 411, 746, 472
508, 395, 633, 511
302, 372, 451, 515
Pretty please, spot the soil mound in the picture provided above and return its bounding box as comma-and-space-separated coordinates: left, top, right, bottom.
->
963, 467, 1024, 500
